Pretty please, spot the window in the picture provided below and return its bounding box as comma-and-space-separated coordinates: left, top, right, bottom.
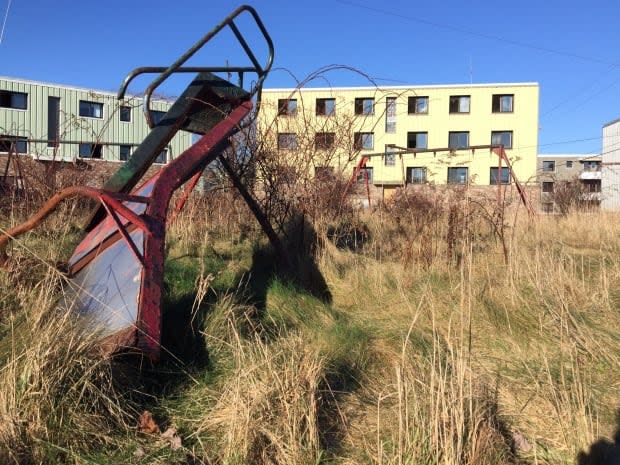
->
449, 131, 469, 149
492, 94, 513, 113
407, 131, 428, 149
354, 132, 374, 150
582, 179, 601, 193
315, 132, 335, 150
542, 203, 554, 214
542, 181, 554, 193
120, 106, 131, 122
408, 96, 428, 114
119, 145, 131, 161
384, 144, 396, 166
316, 98, 335, 116
155, 149, 168, 164
79, 100, 103, 118
491, 130, 513, 149
79, 143, 103, 159
449, 95, 470, 113
407, 167, 426, 184
566, 160, 573, 168
354, 97, 374, 115
0, 136, 27, 153
490, 167, 510, 185
152, 110, 166, 125
385, 97, 397, 133
447, 167, 468, 184
277, 133, 297, 150
48, 97, 60, 148
0, 90, 27, 110
542, 161, 555, 172
356, 167, 373, 184
315, 166, 334, 180
582, 160, 601, 171
277, 98, 297, 116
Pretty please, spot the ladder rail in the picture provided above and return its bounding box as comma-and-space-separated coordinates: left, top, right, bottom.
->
116, 5, 274, 128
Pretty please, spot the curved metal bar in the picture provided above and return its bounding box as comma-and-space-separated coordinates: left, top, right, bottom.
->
141, 5, 274, 127
0, 186, 153, 267
117, 66, 257, 101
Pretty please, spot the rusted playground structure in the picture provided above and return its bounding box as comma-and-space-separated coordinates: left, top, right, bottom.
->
0, 5, 280, 361
0, 5, 535, 362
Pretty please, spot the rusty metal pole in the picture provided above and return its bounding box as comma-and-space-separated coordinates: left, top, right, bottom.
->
217, 154, 291, 268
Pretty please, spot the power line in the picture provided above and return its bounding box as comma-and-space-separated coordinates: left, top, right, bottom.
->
335, 0, 618, 66
0, 0, 12, 45
541, 64, 620, 118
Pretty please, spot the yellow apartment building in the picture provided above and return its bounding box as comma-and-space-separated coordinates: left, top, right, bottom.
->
258, 83, 539, 201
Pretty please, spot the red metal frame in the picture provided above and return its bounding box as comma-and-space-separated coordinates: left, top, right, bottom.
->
339, 145, 535, 215
0, 100, 253, 361
340, 156, 371, 208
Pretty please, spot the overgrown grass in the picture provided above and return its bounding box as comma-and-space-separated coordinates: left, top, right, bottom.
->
1, 194, 619, 464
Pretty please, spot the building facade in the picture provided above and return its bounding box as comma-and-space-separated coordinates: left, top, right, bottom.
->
602, 119, 620, 211
0, 76, 192, 164
259, 82, 539, 201
537, 154, 601, 213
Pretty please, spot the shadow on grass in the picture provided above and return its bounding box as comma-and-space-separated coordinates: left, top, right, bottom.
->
577, 410, 620, 465
245, 214, 332, 313
108, 215, 338, 463
131, 214, 332, 381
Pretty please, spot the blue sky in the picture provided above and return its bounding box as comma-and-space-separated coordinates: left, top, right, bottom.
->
1, 0, 619, 154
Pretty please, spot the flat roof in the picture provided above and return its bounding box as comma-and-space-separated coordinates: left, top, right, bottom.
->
603, 117, 620, 128
537, 153, 600, 158
0, 75, 173, 103
263, 82, 539, 93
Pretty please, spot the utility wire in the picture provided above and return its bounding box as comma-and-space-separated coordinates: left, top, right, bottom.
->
543, 71, 620, 118
0, 0, 11, 45
337, 0, 620, 145
335, 0, 618, 66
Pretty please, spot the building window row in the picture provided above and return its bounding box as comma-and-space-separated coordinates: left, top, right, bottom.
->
1, 91, 138, 123
407, 130, 513, 150
78, 100, 139, 123
0, 138, 164, 163
276, 93, 514, 118
278, 130, 513, 152
77, 144, 166, 163
350, 166, 509, 186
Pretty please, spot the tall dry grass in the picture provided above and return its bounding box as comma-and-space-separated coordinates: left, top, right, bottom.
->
0, 268, 134, 464
1, 185, 619, 464
314, 201, 620, 465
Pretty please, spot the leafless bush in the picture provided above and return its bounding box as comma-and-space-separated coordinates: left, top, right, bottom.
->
386, 185, 445, 268
553, 178, 599, 215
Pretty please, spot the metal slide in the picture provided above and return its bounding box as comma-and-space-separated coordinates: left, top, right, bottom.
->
0, 5, 276, 361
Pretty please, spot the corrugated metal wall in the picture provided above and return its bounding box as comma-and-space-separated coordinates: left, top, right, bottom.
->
602, 120, 620, 210
0, 77, 192, 162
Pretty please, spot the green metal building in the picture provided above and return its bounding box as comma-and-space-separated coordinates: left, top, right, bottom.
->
0, 76, 192, 163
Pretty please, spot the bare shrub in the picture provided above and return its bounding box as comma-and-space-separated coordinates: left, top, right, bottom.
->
553, 178, 599, 215
387, 185, 445, 268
